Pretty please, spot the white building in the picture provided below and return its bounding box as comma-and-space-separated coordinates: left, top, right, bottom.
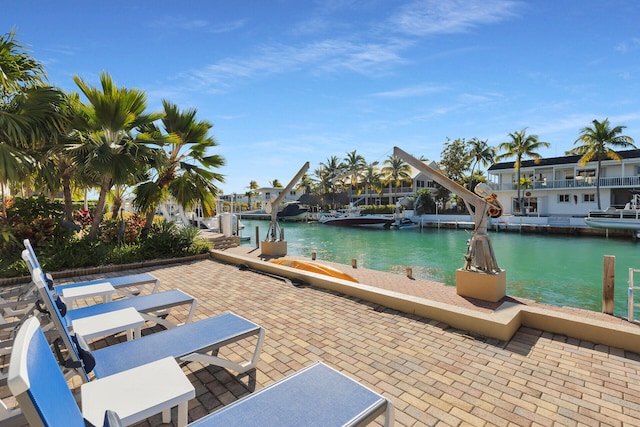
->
487, 149, 640, 216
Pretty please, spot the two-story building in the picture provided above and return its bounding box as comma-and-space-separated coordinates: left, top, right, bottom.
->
487, 149, 640, 217
345, 160, 439, 206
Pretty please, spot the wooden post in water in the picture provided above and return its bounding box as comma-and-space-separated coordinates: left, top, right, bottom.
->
255, 226, 259, 249
311, 252, 316, 260
406, 267, 413, 279
352, 259, 357, 269
602, 255, 615, 315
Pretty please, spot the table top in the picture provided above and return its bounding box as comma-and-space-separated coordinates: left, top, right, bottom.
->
81, 357, 194, 426
61, 282, 115, 299
71, 307, 145, 340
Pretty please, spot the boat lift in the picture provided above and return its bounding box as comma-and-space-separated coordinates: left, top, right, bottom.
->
262, 162, 310, 257
393, 147, 506, 301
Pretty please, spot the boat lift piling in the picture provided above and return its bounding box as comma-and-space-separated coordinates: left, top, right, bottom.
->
394, 146, 506, 302
261, 162, 310, 257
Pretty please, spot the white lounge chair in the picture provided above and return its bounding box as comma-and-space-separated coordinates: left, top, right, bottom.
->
23, 239, 160, 298
31, 267, 265, 382
9, 317, 195, 427
8, 318, 394, 427
23, 250, 198, 330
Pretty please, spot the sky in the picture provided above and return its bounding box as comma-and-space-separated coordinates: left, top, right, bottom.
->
3, 0, 640, 195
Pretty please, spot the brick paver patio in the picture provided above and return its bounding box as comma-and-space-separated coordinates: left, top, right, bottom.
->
9, 257, 640, 426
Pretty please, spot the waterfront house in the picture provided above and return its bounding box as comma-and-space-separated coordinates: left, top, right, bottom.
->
347, 160, 439, 206
487, 149, 640, 217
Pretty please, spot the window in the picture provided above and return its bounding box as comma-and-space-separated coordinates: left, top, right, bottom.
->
583, 194, 595, 202
416, 180, 425, 188
558, 194, 570, 203
265, 192, 271, 198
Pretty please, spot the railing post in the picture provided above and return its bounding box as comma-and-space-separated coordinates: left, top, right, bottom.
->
630, 268, 635, 322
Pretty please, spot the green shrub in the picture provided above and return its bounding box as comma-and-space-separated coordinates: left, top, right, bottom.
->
0, 215, 210, 278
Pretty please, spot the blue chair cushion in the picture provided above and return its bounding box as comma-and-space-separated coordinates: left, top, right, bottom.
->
71, 333, 95, 373
55, 295, 67, 317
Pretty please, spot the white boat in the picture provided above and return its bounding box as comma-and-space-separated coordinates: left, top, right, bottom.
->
584, 195, 640, 230
584, 210, 640, 230
318, 208, 393, 228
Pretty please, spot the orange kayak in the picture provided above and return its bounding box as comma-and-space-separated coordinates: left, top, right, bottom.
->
269, 259, 359, 283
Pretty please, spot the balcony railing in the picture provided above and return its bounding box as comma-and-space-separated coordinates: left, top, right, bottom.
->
488, 176, 640, 192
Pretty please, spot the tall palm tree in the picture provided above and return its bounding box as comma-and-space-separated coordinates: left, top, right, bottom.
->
135, 100, 225, 236
362, 163, 382, 205
567, 118, 635, 210
466, 138, 495, 191
341, 150, 366, 204
496, 129, 550, 214
245, 180, 259, 210
317, 155, 343, 208
72, 72, 162, 239
296, 173, 315, 195
0, 30, 69, 212
270, 179, 283, 188
381, 155, 412, 204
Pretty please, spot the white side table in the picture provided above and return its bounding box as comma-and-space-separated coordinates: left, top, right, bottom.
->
81, 357, 194, 427
71, 307, 145, 342
61, 282, 115, 307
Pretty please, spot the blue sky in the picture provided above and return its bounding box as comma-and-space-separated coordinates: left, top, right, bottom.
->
3, 0, 640, 195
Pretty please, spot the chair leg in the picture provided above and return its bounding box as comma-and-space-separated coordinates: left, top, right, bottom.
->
162, 408, 171, 424
180, 327, 266, 374
178, 401, 188, 427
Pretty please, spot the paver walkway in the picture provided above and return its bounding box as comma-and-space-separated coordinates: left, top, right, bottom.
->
43, 257, 640, 427
2, 254, 639, 426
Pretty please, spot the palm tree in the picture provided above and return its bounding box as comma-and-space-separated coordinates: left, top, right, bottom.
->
244, 180, 259, 210
270, 179, 283, 188
381, 155, 412, 204
135, 100, 225, 236
361, 163, 382, 205
466, 138, 495, 191
317, 155, 343, 208
0, 30, 69, 213
341, 150, 366, 204
567, 119, 635, 209
296, 173, 315, 195
71, 72, 163, 239
496, 129, 550, 214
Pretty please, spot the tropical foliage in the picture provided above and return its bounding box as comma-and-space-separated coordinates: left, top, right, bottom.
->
567, 119, 635, 209
496, 129, 550, 214
0, 29, 69, 214
381, 155, 412, 204
134, 100, 224, 236
0, 31, 223, 275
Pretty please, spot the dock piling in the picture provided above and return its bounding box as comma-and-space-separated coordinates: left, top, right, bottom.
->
602, 255, 615, 315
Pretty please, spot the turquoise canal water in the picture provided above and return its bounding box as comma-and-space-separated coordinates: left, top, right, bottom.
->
240, 219, 640, 317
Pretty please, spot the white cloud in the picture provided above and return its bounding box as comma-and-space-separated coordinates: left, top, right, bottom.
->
615, 38, 640, 53
389, 0, 521, 36
373, 84, 445, 98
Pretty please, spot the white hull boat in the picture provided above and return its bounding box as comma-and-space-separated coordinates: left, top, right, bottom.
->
319, 209, 393, 228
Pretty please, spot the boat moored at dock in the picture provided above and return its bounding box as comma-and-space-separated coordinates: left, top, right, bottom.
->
318, 208, 393, 228
584, 195, 640, 232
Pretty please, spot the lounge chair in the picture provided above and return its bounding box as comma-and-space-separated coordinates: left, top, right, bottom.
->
9, 318, 394, 427
31, 267, 265, 382
23, 239, 160, 298
9, 317, 195, 427
23, 250, 197, 330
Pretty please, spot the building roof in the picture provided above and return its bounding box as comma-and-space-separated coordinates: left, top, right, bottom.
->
488, 149, 640, 172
